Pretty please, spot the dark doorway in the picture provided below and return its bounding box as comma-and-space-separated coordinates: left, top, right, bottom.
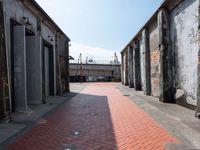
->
43, 40, 54, 98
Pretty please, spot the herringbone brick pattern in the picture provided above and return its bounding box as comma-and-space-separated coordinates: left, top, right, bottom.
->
6, 83, 178, 150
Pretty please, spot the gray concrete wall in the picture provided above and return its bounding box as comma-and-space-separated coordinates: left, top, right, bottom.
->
128, 46, 134, 88
41, 23, 57, 96
4, 0, 38, 110
70, 69, 113, 77
56, 34, 68, 94
170, 0, 199, 106
69, 64, 121, 77
0, 0, 9, 121
142, 29, 151, 95
149, 20, 160, 97
13, 26, 27, 112
123, 53, 126, 84
121, 0, 200, 113
70, 64, 121, 71
121, 53, 124, 84
26, 36, 43, 104
139, 38, 145, 91
2, 0, 69, 113
149, 21, 159, 53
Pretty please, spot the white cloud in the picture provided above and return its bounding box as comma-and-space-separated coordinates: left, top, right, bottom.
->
69, 42, 121, 62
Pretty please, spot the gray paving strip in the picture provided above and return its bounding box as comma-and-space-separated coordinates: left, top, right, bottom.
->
117, 84, 200, 150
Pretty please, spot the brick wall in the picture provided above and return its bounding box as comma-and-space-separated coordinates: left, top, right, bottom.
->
150, 50, 160, 97
149, 21, 160, 97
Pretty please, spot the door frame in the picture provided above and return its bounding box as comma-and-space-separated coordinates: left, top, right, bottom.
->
10, 19, 35, 112
42, 40, 54, 100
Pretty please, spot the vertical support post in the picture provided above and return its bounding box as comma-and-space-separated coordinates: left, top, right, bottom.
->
196, 50, 200, 118
133, 42, 141, 91
0, 1, 10, 121
195, 1, 200, 118
13, 26, 27, 112
128, 46, 134, 88
65, 38, 70, 92
142, 28, 151, 95
125, 50, 129, 86
158, 8, 175, 103
121, 52, 124, 85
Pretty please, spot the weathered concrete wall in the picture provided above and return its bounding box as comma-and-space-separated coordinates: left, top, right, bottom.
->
123, 52, 126, 84
133, 43, 142, 90
142, 29, 151, 95
121, 53, 124, 84
123, 51, 128, 85
13, 26, 27, 112
41, 23, 57, 95
158, 8, 175, 103
149, 21, 159, 54
139, 38, 146, 91
56, 33, 68, 94
121, 0, 200, 116
70, 64, 121, 77
197, 0, 200, 117
170, 0, 199, 105
2, 0, 69, 113
26, 36, 43, 104
128, 46, 134, 88
0, 0, 9, 121
70, 70, 113, 76
149, 20, 160, 97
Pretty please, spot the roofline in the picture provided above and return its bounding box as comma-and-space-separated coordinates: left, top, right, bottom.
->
121, 0, 172, 53
69, 63, 121, 66
29, 0, 70, 41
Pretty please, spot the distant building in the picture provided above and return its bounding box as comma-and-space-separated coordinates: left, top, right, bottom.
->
0, 0, 70, 121
121, 0, 200, 118
69, 61, 121, 82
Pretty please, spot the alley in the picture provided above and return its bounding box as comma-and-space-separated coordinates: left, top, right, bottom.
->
5, 83, 179, 150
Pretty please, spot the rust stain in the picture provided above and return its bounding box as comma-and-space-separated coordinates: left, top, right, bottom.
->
151, 49, 160, 65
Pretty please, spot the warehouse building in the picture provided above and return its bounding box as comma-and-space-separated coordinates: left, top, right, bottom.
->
0, 0, 70, 121
121, 0, 200, 118
69, 63, 121, 82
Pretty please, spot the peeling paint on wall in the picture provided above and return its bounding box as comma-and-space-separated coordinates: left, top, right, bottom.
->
140, 39, 146, 91
150, 50, 160, 97
170, 0, 198, 104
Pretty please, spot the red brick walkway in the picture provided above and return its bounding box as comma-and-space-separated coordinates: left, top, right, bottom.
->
6, 83, 178, 150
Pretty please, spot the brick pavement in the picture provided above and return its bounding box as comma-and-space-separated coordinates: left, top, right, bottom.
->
6, 83, 178, 150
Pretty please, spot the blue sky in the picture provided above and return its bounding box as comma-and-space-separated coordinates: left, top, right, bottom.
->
36, 0, 163, 60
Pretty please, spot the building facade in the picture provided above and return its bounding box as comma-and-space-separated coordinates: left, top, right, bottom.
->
121, 0, 200, 118
69, 63, 121, 82
0, 0, 70, 121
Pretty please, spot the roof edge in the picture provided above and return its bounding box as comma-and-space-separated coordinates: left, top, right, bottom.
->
29, 0, 70, 41
120, 0, 171, 53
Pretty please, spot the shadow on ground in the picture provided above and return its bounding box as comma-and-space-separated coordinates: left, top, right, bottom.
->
3, 92, 118, 150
